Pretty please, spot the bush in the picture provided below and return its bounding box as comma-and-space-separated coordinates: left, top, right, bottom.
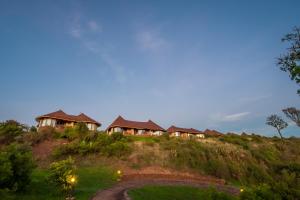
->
22, 130, 52, 145
0, 143, 35, 192
59, 123, 90, 141
74, 122, 89, 135
240, 184, 281, 200
0, 188, 14, 200
61, 127, 79, 141
110, 132, 125, 142
48, 157, 77, 198
219, 134, 249, 149
0, 120, 27, 144
105, 141, 132, 157
29, 126, 37, 132
53, 133, 132, 158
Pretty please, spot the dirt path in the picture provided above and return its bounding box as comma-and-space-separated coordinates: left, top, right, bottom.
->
91, 174, 240, 200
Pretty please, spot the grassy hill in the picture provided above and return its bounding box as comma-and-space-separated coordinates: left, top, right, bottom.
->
1, 123, 300, 199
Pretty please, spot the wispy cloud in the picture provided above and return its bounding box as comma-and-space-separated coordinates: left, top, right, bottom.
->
210, 112, 251, 123
136, 29, 168, 52
223, 112, 251, 122
68, 13, 127, 84
70, 14, 81, 38
87, 20, 102, 32
99, 52, 127, 84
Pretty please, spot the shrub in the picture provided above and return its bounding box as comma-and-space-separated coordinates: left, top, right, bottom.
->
0, 143, 35, 192
59, 123, 90, 141
105, 141, 132, 157
62, 127, 79, 141
0, 188, 14, 200
0, 120, 27, 144
48, 157, 77, 198
29, 126, 37, 132
240, 184, 281, 200
74, 122, 89, 135
84, 131, 100, 142
53, 133, 133, 158
22, 130, 52, 145
219, 134, 249, 149
110, 132, 125, 142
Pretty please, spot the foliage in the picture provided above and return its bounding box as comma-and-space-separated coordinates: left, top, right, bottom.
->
53, 132, 132, 158
0, 120, 27, 144
48, 157, 77, 198
128, 185, 236, 200
0, 143, 35, 192
75, 122, 88, 133
58, 123, 89, 141
219, 134, 250, 149
61, 127, 79, 140
110, 132, 125, 141
282, 107, 300, 127
277, 26, 300, 95
30, 126, 37, 132
159, 135, 300, 186
22, 129, 53, 145
240, 184, 281, 200
0, 188, 14, 200
266, 114, 288, 139
105, 141, 132, 157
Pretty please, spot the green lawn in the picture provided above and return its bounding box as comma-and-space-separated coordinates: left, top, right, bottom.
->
16, 166, 116, 200
128, 185, 236, 200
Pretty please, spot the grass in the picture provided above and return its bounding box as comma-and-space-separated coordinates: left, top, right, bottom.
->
15, 166, 116, 200
128, 135, 159, 143
128, 185, 236, 200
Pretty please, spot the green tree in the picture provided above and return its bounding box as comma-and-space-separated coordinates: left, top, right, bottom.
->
0, 120, 27, 143
266, 115, 288, 139
277, 26, 300, 95
0, 144, 35, 192
282, 107, 300, 127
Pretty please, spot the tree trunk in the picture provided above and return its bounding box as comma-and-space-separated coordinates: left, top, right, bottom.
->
277, 128, 283, 139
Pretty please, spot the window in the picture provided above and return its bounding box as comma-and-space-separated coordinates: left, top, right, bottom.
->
87, 123, 91, 130
154, 131, 161, 136
175, 132, 180, 137
114, 127, 122, 132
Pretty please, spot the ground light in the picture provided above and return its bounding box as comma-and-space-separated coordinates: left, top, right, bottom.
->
117, 170, 122, 181
66, 175, 78, 200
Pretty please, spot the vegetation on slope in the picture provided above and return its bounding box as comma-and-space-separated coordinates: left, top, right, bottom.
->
1, 120, 300, 199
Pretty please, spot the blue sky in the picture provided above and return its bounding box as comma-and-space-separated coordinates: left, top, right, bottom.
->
0, 0, 299, 137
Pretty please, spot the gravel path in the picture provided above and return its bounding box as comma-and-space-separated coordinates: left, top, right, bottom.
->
90, 174, 239, 200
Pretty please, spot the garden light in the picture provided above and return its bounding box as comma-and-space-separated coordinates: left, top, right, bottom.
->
240, 188, 244, 192
67, 175, 77, 185
71, 177, 76, 183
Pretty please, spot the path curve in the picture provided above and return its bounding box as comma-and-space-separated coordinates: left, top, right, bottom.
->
90, 174, 239, 200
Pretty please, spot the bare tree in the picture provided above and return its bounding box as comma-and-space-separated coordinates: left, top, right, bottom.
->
282, 107, 300, 127
266, 115, 288, 139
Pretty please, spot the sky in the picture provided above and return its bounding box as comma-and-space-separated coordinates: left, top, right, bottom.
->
0, 0, 299, 137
